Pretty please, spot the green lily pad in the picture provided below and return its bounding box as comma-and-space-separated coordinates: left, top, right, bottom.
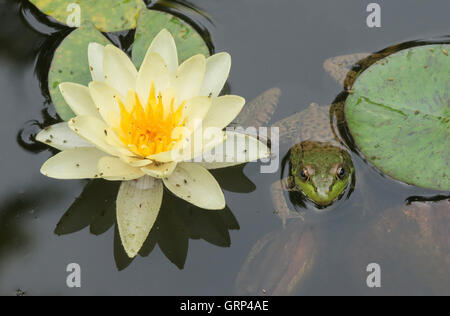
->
345, 44, 450, 190
49, 24, 110, 121
30, 0, 145, 32
132, 9, 210, 69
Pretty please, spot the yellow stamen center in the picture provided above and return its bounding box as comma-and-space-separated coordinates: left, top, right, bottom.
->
115, 83, 186, 157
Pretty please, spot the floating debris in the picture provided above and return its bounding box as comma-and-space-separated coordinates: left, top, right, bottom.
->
15, 289, 26, 296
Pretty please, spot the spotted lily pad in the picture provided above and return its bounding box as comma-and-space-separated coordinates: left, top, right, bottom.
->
49, 24, 110, 121
30, 0, 145, 32
345, 44, 450, 190
132, 9, 210, 69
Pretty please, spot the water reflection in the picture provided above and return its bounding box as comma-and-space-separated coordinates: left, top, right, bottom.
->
115, 196, 240, 270
54, 180, 119, 236
53, 164, 253, 270
0, 193, 32, 277
0, 0, 45, 62
19, 0, 67, 34
0, 183, 67, 284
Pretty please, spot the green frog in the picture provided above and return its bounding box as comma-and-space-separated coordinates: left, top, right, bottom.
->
234, 50, 450, 295
234, 54, 371, 224
289, 141, 352, 207
233, 54, 366, 295
269, 104, 355, 222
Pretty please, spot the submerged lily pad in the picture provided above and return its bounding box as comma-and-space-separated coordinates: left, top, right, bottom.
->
49, 24, 110, 120
345, 44, 450, 190
30, 0, 145, 32
132, 9, 210, 69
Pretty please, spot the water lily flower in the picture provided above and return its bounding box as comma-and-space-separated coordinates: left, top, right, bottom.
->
37, 29, 269, 258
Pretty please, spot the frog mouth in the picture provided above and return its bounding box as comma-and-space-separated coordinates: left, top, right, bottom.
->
304, 185, 350, 210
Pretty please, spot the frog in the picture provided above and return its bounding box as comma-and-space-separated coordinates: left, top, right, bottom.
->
234, 53, 371, 225
234, 49, 450, 295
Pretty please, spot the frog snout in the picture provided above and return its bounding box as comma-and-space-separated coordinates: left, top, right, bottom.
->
316, 186, 330, 198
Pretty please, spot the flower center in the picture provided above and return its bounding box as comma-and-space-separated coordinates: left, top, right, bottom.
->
115, 83, 186, 157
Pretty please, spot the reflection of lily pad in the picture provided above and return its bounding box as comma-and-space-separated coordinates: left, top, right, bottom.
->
345, 44, 450, 190
49, 24, 110, 121
132, 9, 210, 69
30, 0, 145, 32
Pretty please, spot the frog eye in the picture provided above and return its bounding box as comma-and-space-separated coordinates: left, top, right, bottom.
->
336, 166, 346, 179
299, 169, 309, 181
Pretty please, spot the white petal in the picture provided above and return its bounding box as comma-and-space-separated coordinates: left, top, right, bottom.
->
88, 43, 105, 82
141, 161, 177, 178
146, 149, 181, 163
199, 52, 231, 98
88, 81, 121, 127
178, 129, 226, 162
194, 131, 271, 169
203, 95, 245, 129
103, 45, 138, 97
136, 52, 170, 105
117, 176, 163, 258
59, 83, 100, 118
163, 163, 225, 210
160, 86, 179, 118
183, 96, 212, 130
36, 122, 94, 151
120, 155, 153, 167
40, 147, 105, 179
98, 156, 145, 181
146, 29, 178, 73
171, 54, 206, 102
103, 127, 134, 157
68, 116, 118, 156
146, 126, 225, 164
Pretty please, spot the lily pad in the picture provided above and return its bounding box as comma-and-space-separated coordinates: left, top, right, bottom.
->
30, 0, 145, 32
49, 24, 110, 121
132, 9, 210, 69
345, 44, 450, 190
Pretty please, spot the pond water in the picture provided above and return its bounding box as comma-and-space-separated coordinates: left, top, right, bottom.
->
0, 0, 449, 295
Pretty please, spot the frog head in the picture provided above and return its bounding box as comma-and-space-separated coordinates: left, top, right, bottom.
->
290, 141, 354, 207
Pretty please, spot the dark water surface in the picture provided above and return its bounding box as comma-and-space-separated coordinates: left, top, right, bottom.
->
0, 0, 449, 295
